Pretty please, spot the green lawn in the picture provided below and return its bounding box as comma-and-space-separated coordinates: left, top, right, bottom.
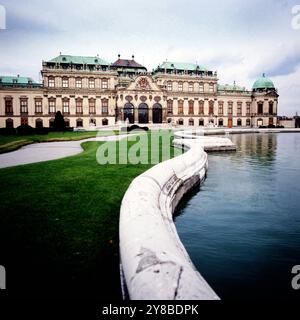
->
0, 131, 180, 299
0, 131, 118, 154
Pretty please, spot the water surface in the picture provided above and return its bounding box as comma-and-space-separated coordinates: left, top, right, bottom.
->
175, 133, 300, 300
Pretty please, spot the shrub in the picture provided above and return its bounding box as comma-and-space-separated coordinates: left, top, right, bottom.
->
53, 111, 66, 131
16, 124, 35, 136
0, 128, 16, 136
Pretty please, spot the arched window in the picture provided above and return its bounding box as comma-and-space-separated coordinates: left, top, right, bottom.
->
64, 118, 70, 127
167, 118, 172, 124
90, 118, 96, 126
246, 118, 251, 126
76, 118, 83, 127
257, 118, 263, 127
124, 103, 134, 124
199, 119, 204, 126
6, 118, 13, 128
237, 118, 242, 126
218, 118, 224, 127
153, 103, 163, 124
138, 103, 149, 124
35, 118, 43, 128
178, 118, 184, 125
189, 118, 194, 126
102, 118, 108, 126
49, 118, 55, 128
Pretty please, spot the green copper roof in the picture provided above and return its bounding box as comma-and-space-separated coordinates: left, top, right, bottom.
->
158, 61, 208, 72
47, 55, 109, 66
253, 74, 275, 90
218, 83, 246, 92
0, 75, 40, 85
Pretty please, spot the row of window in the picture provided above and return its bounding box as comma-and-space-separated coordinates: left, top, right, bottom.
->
170, 118, 252, 127
166, 100, 254, 115
47, 77, 109, 89
5, 118, 109, 128
5, 98, 109, 115
166, 81, 215, 93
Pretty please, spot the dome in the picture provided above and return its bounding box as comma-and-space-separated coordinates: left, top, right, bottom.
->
253, 74, 275, 90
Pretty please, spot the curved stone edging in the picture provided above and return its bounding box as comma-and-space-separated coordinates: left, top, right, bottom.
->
119, 138, 220, 300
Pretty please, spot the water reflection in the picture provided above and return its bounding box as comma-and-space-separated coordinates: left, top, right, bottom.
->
175, 133, 300, 300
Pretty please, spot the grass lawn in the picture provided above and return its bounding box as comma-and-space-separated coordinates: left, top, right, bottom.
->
0, 131, 180, 299
0, 131, 120, 154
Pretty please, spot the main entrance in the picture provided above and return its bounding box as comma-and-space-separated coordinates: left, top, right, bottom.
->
152, 103, 162, 124
138, 103, 149, 124
228, 118, 233, 128
124, 103, 134, 124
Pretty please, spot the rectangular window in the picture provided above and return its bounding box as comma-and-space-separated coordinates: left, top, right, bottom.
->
218, 103, 223, 115
199, 83, 204, 92
209, 84, 214, 93
246, 103, 251, 115
167, 100, 173, 114
199, 102, 204, 115
5, 99, 13, 114
102, 99, 108, 115
62, 78, 69, 88
188, 101, 194, 115
228, 103, 233, 115
167, 82, 172, 91
49, 100, 56, 113
102, 79, 108, 89
178, 101, 184, 115
76, 78, 82, 88
63, 100, 69, 114
89, 78, 95, 89
209, 102, 214, 115
48, 78, 55, 88
35, 100, 43, 113
178, 83, 183, 91
237, 103, 242, 116
258, 103, 263, 114
189, 83, 194, 92
269, 103, 274, 114
89, 99, 96, 114
76, 100, 83, 114
20, 99, 28, 113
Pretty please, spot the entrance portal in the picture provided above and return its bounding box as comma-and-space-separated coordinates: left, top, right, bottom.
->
228, 118, 233, 128
152, 103, 162, 124
124, 103, 134, 124
138, 103, 149, 124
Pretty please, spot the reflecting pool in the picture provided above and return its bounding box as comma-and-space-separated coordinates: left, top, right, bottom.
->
175, 133, 300, 300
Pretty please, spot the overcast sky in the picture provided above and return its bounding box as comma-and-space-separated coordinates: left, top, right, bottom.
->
0, 0, 299, 115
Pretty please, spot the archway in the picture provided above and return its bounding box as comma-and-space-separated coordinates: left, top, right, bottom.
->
124, 103, 134, 124
138, 103, 149, 124
152, 103, 163, 124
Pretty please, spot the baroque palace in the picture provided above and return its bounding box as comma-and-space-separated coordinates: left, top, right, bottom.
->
0, 54, 279, 129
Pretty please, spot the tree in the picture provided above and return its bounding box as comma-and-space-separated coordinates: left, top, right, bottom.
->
53, 111, 66, 131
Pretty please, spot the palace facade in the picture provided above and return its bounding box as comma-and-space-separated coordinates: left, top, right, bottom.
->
0, 54, 279, 129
